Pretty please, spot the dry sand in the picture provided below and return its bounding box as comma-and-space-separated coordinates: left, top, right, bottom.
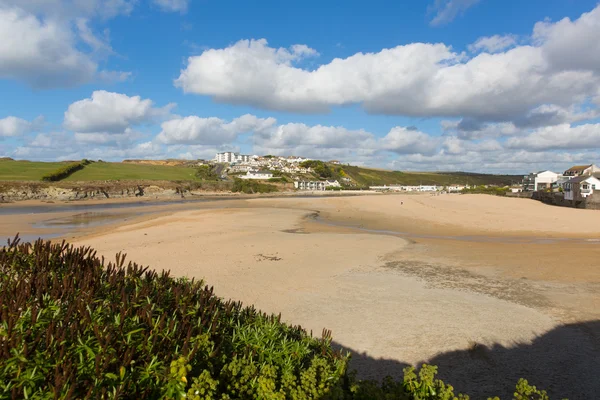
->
3, 193, 600, 398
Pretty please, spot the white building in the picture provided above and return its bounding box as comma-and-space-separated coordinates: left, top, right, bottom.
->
295, 181, 327, 191
325, 179, 341, 188
564, 175, 600, 201
563, 164, 600, 177
447, 185, 465, 193
215, 152, 251, 164
239, 170, 273, 180
419, 185, 438, 192
534, 170, 561, 191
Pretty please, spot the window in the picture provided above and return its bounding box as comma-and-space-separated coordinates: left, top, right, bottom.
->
593, 185, 597, 190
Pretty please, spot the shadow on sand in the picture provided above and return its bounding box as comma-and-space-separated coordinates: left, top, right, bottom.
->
333, 320, 600, 400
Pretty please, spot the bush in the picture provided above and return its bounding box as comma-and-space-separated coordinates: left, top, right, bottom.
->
232, 178, 278, 194
0, 238, 560, 399
0, 238, 347, 399
41, 160, 91, 181
195, 165, 218, 180
461, 185, 509, 196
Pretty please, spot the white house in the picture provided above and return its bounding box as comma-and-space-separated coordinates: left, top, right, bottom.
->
534, 170, 560, 191
325, 179, 341, 188
295, 181, 327, 191
447, 185, 465, 193
419, 185, 438, 192
564, 175, 600, 201
239, 170, 273, 180
563, 164, 600, 177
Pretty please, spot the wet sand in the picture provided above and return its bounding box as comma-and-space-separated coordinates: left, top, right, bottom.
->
2, 193, 599, 398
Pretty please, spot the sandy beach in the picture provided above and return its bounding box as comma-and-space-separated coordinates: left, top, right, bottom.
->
2, 193, 599, 398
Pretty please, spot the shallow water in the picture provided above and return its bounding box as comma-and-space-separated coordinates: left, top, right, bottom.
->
3, 197, 600, 245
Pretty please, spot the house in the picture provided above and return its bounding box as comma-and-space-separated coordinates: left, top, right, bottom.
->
329, 160, 341, 165
419, 185, 438, 192
510, 186, 523, 193
239, 170, 273, 180
295, 181, 327, 191
522, 173, 536, 191
563, 164, 600, 177
563, 175, 600, 201
325, 179, 341, 188
534, 170, 560, 191
447, 185, 465, 193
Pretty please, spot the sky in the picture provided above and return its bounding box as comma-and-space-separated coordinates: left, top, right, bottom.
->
1, 0, 600, 173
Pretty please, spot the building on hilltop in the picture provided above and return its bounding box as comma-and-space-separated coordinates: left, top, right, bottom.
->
215, 152, 251, 164
563, 164, 600, 177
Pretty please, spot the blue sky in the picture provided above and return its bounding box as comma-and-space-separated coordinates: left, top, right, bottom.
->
1, 0, 600, 173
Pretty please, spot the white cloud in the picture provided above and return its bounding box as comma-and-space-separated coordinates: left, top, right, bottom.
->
176, 6, 600, 123
64, 91, 175, 133
533, 6, 600, 73
0, 0, 136, 19
157, 114, 276, 145
428, 0, 480, 26
0, 116, 43, 137
0, 7, 98, 88
506, 123, 600, 151
380, 127, 440, 155
469, 34, 517, 53
152, 0, 189, 13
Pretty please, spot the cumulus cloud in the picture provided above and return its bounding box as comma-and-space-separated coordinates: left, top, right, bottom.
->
152, 0, 190, 13
0, 0, 136, 19
380, 127, 440, 155
469, 34, 517, 53
176, 7, 600, 124
0, 7, 99, 88
428, 0, 481, 26
506, 123, 600, 151
64, 91, 175, 133
533, 6, 600, 73
157, 114, 276, 145
0, 116, 44, 137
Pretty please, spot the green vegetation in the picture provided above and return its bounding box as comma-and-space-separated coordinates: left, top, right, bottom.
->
65, 162, 199, 181
232, 178, 278, 194
341, 165, 520, 187
461, 185, 510, 196
0, 159, 68, 181
301, 160, 334, 178
0, 238, 559, 399
195, 165, 219, 180
41, 159, 92, 182
0, 238, 346, 399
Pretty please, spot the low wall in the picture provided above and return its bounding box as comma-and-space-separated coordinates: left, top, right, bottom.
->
532, 191, 599, 209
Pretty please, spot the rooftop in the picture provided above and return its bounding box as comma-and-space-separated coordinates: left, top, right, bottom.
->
565, 165, 592, 172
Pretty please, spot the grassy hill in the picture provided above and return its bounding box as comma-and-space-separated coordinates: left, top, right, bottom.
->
64, 161, 199, 181
0, 159, 199, 182
0, 159, 68, 181
0, 158, 522, 186
304, 163, 522, 187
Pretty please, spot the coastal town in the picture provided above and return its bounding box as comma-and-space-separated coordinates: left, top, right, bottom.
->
211, 152, 600, 207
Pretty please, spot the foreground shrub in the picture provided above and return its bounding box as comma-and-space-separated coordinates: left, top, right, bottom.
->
0, 238, 346, 399
0, 237, 561, 399
461, 185, 509, 196
41, 159, 92, 182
